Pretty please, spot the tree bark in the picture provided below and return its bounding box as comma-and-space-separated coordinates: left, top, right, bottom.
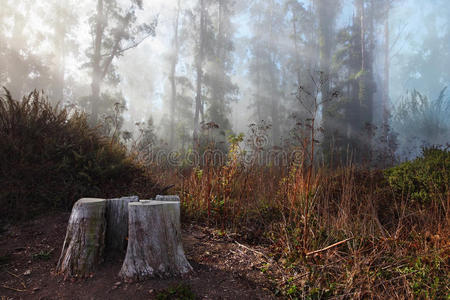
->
56, 198, 106, 278
119, 201, 192, 281
105, 196, 139, 255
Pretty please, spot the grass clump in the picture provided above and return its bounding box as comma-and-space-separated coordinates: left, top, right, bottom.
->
0, 89, 158, 222
32, 249, 54, 261
155, 283, 196, 300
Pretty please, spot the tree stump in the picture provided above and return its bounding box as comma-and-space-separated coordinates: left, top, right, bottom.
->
56, 198, 106, 278
119, 200, 192, 281
105, 196, 139, 254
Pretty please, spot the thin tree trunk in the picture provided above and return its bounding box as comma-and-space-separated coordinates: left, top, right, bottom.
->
269, 0, 280, 146
291, 9, 301, 87
54, 2, 66, 103
169, 0, 181, 148
193, 0, 205, 148
383, 0, 390, 129
90, 0, 104, 124
360, 0, 365, 72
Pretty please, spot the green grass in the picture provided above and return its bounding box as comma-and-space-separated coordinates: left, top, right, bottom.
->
156, 283, 196, 300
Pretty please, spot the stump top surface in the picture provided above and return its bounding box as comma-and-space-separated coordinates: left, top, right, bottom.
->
155, 195, 180, 202
131, 200, 179, 206
108, 196, 139, 202
78, 198, 105, 204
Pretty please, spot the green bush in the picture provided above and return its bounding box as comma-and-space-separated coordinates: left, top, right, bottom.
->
0, 89, 158, 222
385, 146, 449, 204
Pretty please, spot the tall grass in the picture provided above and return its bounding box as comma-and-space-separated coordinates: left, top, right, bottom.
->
166, 141, 449, 298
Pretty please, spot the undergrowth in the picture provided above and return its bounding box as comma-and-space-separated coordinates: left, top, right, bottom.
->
1, 88, 448, 298
162, 141, 449, 299
0, 89, 160, 222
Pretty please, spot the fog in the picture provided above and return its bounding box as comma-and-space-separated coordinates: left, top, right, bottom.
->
1, 0, 449, 162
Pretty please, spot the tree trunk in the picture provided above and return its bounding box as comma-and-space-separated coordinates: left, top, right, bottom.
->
90, 0, 104, 124
53, 2, 66, 103
169, 0, 181, 148
383, 0, 390, 129
119, 201, 192, 281
57, 198, 106, 278
105, 196, 139, 255
194, 0, 205, 147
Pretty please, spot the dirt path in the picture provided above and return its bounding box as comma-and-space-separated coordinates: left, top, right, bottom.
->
0, 214, 276, 299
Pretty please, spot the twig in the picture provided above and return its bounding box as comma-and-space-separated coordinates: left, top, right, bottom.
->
160, 184, 175, 194
306, 238, 353, 257
234, 241, 267, 259
1, 285, 27, 292
6, 271, 26, 288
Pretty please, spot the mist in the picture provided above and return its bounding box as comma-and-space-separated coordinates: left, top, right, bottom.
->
1, 0, 449, 162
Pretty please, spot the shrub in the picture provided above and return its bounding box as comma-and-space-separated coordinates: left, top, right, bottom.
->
384, 146, 449, 205
0, 89, 158, 222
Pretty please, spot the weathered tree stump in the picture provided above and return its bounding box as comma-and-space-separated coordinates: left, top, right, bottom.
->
56, 198, 106, 278
119, 200, 192, 281
105, 196, 139, 254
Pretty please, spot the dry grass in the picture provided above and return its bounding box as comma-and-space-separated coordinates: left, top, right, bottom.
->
157, 144, 449, 299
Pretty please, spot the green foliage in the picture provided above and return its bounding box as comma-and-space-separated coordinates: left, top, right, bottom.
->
32, 249, 53, 261
0, 89, 155, 222
155, 284, 196, 300
385, 146, 449, 204
396, 255, 448, 299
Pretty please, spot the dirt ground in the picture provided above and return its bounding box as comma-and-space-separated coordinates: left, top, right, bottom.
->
0, 213, 278, 299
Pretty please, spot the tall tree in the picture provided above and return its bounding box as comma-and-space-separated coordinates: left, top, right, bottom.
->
88, 0, 157, 123
332, 0, 378, 162
383, 0, 390, 128
168, 0, 182, 148
193, 0, 207, 145
46, 0, 78, 103
205, 0, 238, 139
0, 1, 52, 98
248, 0, 286, 146
284, 0, 318, 132
316, 0, 341, 155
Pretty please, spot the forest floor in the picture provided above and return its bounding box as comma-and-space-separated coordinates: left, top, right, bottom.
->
0, 213, 279, 299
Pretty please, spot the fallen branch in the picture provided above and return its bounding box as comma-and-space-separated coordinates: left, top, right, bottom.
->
306, 238, 353, 257
234, 241, 268, 259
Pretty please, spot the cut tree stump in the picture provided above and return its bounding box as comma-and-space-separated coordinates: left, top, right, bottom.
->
119, 200, 192, 281
105, 196, 139, 254
56, 198, 106, 278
